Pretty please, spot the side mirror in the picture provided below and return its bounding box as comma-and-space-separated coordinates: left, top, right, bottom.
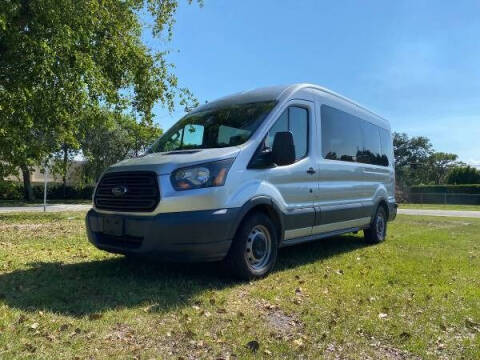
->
272, 131, 296, 166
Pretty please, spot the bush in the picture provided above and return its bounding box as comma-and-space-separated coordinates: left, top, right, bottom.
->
0, 181, 23, 200
32, 183, 95, 200
410, 185, 480, 194
0, 181, 94, 200
447, 166, 480, 185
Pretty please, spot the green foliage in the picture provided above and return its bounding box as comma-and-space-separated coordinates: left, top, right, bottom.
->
410, 184, 480, 194
0, 0, 200, 199
80, 107, 163, 182
426, 152, 460, 185
0, 180, 94, 200
447, 166, 480, 185
393, 132, 462, 187
0, 181, 23, 200
393, 132, 433, 187
32, 183, 94, 200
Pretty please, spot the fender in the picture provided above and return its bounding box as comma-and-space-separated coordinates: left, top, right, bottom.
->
369, 197, 389, 221
228, 196, 285, 241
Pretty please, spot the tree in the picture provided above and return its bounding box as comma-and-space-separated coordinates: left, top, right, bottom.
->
393, 132, 433, 186
0, 0, 199, 200
426, 152, 460, 185
80, 107, 163, 183
447, 166, 480, 185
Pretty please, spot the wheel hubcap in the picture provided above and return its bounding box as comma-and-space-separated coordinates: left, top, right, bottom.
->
376, 213, 386, 240
245, 225, 272, 271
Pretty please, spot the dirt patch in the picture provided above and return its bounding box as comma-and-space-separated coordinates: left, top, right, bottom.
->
257, 299, 303, 339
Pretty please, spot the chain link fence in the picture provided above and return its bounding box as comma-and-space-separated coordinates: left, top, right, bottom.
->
406, 192, 480, 205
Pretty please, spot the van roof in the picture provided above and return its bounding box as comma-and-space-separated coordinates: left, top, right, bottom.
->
193, 83, 388, 124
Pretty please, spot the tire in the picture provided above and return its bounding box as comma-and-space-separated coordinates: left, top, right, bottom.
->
224, 212, 278, 280
364, 205, 388, 244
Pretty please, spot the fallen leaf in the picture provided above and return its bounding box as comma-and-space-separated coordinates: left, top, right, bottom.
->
143, 304, 159, 313
24, 343, 36, 353
293, 338, 304, 347
465, 318, 479, 328
246, 340, 259, 353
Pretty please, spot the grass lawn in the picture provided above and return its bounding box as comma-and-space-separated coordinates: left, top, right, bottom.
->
0, 212, 479, 359
400, 203, 480, 211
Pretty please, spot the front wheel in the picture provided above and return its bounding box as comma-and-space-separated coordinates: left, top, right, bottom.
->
364, 206, 387, 244
224, 212, 278, 280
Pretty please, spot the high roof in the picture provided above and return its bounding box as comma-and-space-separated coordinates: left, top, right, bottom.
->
193, 85, 291, 112
193, 83, 387, 124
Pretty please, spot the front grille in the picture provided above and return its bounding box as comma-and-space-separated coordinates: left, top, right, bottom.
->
94, 171, 160, 212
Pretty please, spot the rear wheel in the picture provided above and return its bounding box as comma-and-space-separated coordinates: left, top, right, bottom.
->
364, 205, 387, 244
225, 212, 278, 280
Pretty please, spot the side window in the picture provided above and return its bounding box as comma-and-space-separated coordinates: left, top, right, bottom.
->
379, 128, 393, 167
265, 110, 288, 149
321, 105, 362, 162
266, 106, 308, 161
182, 124, 204, 147
289, 107, 308, 160
359, 121, 382, 165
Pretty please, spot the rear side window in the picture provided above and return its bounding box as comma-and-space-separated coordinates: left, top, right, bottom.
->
359, 121, 382, 165
321, 105, 362, 162
379, 128, 393, 166
266, 106, 308, 161
321, 105, 391, 167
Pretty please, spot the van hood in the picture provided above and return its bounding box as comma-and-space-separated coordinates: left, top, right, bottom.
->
106, 147, 241, 175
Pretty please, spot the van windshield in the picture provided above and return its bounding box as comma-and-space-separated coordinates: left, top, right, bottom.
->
148, 101, 277, 153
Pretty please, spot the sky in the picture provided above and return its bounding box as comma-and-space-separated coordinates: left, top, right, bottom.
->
142, 0, 480, 165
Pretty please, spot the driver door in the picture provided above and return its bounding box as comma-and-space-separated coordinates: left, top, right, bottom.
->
263, 100, 317, 241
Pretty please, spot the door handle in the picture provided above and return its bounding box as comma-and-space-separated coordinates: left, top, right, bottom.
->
306, 167, 316, 175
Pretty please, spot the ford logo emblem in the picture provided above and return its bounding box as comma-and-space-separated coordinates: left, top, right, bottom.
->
112, 185, 128, 197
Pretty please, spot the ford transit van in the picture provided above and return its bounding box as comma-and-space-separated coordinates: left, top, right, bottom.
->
86, 84, 397, 279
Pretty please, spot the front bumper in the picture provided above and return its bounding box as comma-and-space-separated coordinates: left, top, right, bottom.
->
86, 208, 240, 262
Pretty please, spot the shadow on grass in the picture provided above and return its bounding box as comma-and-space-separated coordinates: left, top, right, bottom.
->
0, 235, 367, 316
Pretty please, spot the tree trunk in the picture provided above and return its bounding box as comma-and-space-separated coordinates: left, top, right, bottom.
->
21, 165, 34, 201
62, 144, 68, 199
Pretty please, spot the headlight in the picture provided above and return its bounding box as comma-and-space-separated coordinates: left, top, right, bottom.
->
171, 158, 235, 191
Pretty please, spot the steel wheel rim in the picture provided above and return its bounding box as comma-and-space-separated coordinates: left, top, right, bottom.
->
245, 225, 272, 271
376, 212, 386, 240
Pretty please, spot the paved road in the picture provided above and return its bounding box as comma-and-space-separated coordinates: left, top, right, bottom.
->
0, 204, 92, 213
398, 208, 480, 218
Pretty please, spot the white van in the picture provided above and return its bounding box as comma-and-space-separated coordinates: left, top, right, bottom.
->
86, 84, 397, 279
